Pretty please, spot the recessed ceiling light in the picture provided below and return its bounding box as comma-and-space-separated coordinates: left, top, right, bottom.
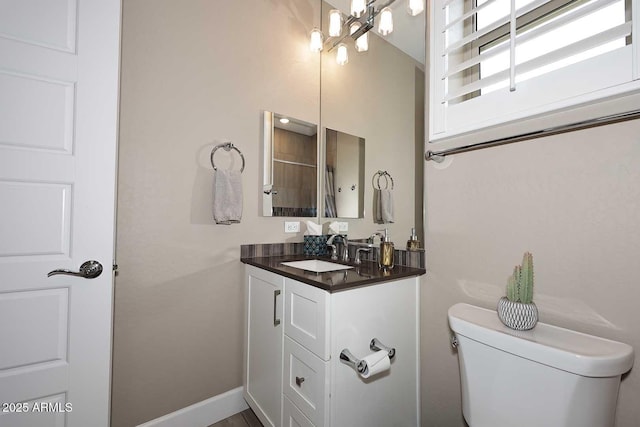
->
279, 118, 290, 124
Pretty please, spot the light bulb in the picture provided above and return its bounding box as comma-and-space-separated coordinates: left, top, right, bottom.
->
329, 9, 342, 37
351, 0, 366, 18
336, 43, 349, 65
356, 32, 369, 52
309, 28, 324, 52
407, 0, 424, 16
279, 118, 290, 124
378, 7, 393, 36
350, 22, 369, 52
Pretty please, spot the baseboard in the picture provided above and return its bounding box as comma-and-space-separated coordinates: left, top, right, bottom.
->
137, 386, 248, 427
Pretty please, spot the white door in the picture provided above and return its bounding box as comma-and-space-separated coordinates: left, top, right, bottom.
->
0, 0, 120, 426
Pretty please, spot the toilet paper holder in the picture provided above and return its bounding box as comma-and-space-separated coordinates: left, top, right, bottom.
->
340, 338, 396, 373
370, 338, 396, 359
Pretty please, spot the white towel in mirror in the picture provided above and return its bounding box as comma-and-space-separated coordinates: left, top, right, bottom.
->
380, 189, 394, 223
374, 189, 394, 224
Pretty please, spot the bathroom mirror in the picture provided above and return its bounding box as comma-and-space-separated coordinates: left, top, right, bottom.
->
324, 128, 365, 218
320, 0, 425, 235
262, 111, 318, 217
260, 0, 425, 237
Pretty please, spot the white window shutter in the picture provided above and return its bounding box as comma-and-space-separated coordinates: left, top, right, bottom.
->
429, 0, 640, 145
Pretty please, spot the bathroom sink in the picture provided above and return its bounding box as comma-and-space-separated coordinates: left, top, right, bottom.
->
280, 260, 354, 273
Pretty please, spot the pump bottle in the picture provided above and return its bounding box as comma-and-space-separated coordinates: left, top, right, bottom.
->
378, 228, 394, 269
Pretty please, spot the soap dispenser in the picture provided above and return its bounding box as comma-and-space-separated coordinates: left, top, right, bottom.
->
407, 227, 421, 250
378, 228, 394, 269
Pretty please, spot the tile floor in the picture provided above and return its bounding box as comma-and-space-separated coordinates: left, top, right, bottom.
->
209, 408, 263, 427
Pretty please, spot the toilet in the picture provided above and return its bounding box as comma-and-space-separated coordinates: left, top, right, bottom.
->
448, 303, 634, 427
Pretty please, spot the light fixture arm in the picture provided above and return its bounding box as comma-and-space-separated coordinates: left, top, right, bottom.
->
326, 0, 397, 52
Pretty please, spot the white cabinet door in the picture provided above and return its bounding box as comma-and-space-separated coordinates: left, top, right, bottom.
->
330, 277, 420, 427
0, 1, 120, 426
284, 278, 330, 360
244, 266, 285, 427
283, 396, 315, 427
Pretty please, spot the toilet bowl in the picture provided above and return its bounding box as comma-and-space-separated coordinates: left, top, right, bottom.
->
448, 303, 634, 427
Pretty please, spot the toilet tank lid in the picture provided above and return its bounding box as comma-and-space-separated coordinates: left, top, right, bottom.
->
448, 303, 634, 377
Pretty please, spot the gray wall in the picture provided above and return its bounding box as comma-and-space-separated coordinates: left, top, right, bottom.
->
113, 0, 422, 425
113, 1, 320, 425
421, 120, 640, 426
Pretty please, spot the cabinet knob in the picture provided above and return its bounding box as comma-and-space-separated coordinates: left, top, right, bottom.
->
295, 376, 305, 387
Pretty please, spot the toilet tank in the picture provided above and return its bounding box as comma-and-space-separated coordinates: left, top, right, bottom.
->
448, 303, 634, 427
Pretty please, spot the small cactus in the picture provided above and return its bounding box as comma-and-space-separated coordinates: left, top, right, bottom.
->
506, 252, 534, 304
507, 273, 517, 301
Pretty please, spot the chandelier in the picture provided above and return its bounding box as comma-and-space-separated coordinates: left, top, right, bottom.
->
309, 0, 424, 65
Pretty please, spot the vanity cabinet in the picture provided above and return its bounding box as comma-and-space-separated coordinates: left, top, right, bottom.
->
243, 264, 420, 427
243, 266, 284, 427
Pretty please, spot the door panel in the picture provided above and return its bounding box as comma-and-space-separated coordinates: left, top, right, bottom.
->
0, 182, 71, 257
0, 289, 68, 370
0, 72, 74, 152
0, 0, 77, 51
0, 0, 120, 425
0, 393, 68, 427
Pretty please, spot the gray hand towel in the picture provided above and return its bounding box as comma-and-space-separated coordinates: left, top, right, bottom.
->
213, 169, 243, 224
380, 189, 394, 224
373, 189, 382, 224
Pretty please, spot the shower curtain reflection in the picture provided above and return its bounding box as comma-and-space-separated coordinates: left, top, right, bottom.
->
325, 166, 337, 217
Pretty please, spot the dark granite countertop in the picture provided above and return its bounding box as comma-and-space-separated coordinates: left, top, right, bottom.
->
241, 254, 425, 293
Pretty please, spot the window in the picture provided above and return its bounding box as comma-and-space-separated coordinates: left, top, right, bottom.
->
429, 0, 640, 144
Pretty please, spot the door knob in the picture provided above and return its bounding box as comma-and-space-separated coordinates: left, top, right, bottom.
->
48, 260, 103, 279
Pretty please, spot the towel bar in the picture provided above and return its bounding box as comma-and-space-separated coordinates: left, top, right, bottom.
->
211, 142, 245, 172
372, 170, 394, 190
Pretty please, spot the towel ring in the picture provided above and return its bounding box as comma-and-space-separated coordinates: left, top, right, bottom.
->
372, 170, 394, 190
210, 142, 245, 172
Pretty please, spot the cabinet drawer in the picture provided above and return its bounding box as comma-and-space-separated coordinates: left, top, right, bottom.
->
284, 336, 329, 427
283, 395, 315, 427
284, 278, 330, 360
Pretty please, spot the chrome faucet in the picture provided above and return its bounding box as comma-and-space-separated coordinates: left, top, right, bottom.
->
341, 235, 349, 262
327, 234, 349, 262
354, 247, 371, 264
326, 234, 339, 260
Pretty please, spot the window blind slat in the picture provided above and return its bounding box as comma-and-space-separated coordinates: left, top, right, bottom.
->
443, 22, 631, 101
444, 14, 510, 54
444, 0, 498, 32
442, 0, 622, 79
515, 21, 631, 73
444, 0, 550, 55
444, 67, 511, 102
443, 46, 501, 79
514, 0, 621, 41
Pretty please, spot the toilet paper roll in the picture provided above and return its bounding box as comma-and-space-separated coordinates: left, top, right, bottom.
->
359, 350, 391, 379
